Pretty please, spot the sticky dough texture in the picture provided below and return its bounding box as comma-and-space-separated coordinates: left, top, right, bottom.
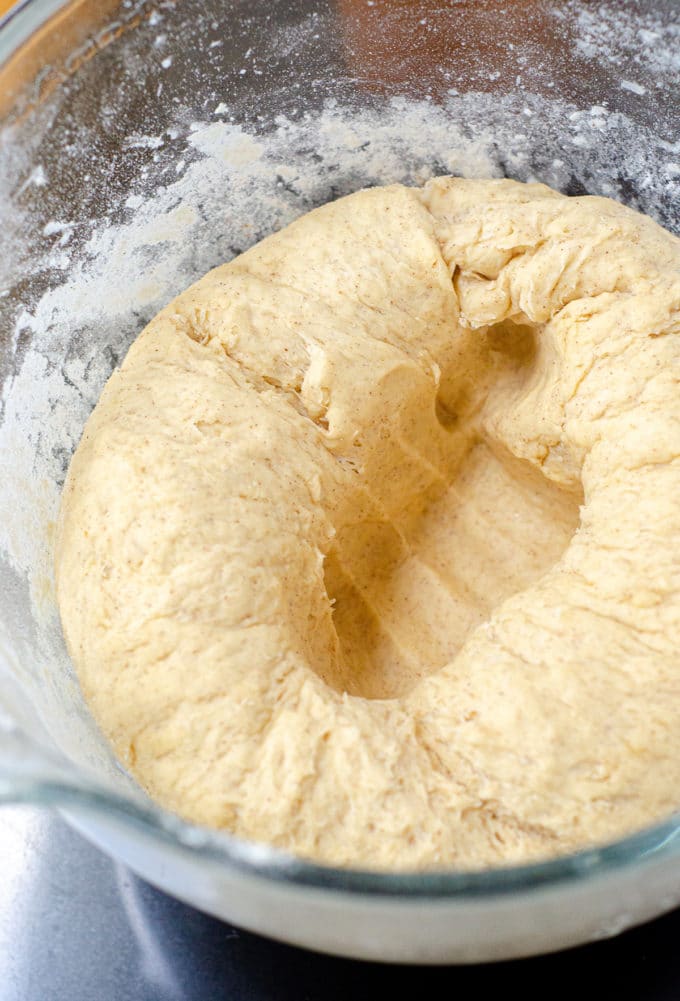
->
56, 178, 680, 869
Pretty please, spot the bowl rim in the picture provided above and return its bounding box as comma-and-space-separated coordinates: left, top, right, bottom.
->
7, 776, 679, 900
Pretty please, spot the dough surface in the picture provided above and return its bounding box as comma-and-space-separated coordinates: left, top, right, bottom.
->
56, 178, 680, 870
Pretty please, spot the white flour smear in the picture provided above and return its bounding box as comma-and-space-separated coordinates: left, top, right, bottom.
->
564, 0, 680, 76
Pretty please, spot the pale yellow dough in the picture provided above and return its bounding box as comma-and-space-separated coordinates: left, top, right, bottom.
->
56, 178, 680, 870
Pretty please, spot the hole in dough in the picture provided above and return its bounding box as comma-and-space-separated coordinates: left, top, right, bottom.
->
322, 318, 583, 700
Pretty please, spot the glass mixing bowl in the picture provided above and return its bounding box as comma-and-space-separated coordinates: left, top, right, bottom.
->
0, 0, 678, 963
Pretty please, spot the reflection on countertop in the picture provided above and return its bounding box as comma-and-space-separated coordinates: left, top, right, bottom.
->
2, 805, 680, 1000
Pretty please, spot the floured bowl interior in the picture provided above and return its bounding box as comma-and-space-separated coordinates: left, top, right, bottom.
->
0, 0, 678, 963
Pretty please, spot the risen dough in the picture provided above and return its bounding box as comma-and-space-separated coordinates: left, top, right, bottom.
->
56, 178, 680, 869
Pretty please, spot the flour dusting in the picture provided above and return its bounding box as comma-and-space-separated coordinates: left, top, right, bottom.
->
565, 0, 680, 76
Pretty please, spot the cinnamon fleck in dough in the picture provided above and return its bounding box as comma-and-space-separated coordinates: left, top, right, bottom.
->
55, 178, 680, 869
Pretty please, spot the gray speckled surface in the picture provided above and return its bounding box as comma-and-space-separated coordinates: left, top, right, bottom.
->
3, 806, 680, 1000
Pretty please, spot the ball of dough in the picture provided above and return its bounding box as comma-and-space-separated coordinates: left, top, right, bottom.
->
56, 178, 680, 870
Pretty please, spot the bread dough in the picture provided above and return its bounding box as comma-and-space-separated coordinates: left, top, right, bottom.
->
55, 178, 680, 870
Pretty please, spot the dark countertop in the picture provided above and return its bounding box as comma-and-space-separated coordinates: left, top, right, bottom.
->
2, 805, 680, 1000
